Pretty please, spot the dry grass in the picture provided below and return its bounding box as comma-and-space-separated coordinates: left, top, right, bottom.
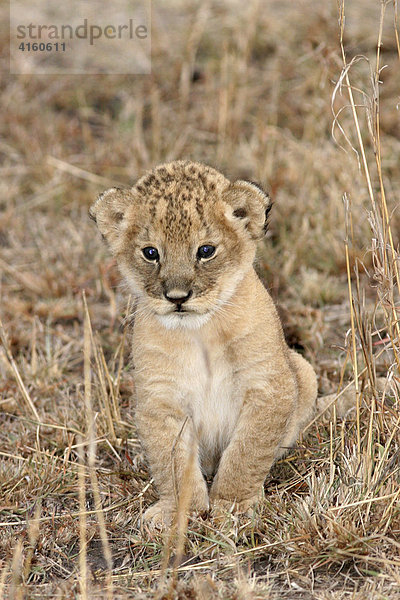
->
1, 0, 400, 598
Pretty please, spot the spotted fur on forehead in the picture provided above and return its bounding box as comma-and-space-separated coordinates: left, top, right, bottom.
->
131, 161, 230, 241
135, 161, 227, 196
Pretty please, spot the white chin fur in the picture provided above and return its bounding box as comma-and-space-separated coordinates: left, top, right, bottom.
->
156, 311, 212, 330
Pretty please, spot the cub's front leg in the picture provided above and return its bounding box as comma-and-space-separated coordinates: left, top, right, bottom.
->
135, 398, 209, 528
210, 381, 296, 511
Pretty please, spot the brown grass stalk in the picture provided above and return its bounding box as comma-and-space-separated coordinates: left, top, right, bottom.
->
23, 503, 41, 584
0, 561, 9, 600
9, 541, 23, 600
83, 293, 113, 600
78, 439, 88, 600
0, 318, 41, 423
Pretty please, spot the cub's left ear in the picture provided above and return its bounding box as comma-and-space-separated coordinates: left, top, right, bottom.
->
222, 180, 272, 240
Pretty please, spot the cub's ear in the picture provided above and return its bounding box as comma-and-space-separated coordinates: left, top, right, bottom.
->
89, 187, 133, 249
222, 180, 271, 240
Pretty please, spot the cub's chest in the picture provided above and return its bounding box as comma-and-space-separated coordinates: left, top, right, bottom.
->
176, 341, 242, 475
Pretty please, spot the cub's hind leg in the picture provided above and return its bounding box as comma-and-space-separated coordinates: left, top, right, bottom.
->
276, 350, 318, 459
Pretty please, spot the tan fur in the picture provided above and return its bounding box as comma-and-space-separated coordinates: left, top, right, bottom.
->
90, 160, 318, 527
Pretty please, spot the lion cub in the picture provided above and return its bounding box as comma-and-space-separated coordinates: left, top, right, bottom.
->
90, 160, 317, 527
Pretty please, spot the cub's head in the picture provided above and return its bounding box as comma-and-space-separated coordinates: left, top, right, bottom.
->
90, 160, 270, 330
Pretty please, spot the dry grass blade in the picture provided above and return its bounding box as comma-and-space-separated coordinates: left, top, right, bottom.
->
9, 541, 23, 600
23, 503, 41, 584
83, 293, 113, 600
46, 156, 117, 187
343, 194, 361, 455
0, 497, 132, 528
78, 439, 88, 600
169, 431, 197, 593
0, 561, 9, 600
0, 259, 44, 295
0, 318, 41, 422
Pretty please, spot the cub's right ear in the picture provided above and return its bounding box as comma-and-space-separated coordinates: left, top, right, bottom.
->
89, 187, 133, 250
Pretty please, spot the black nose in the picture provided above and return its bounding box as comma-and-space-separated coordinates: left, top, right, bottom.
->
164, 289, 193, 305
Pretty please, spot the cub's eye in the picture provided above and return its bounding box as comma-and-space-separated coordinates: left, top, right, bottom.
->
142, 247, 160, 262
197, 245, 216, 260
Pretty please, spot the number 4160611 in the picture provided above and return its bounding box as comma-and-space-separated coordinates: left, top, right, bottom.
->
18, 42, 66, 51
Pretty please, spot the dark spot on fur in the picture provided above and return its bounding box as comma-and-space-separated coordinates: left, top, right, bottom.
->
147, 174, 156, 185
233, 207, 247, 219
191, 69, 203, 83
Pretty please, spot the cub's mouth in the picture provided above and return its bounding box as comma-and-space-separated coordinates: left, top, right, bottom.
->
171, 306, 197, 316
157, 301, 202, 318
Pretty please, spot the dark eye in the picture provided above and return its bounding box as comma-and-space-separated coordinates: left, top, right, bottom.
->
142, 247, 159, 261
197, 245, 216, 260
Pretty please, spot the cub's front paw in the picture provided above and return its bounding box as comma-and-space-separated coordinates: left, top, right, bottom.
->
211, 496, 260, 519
142, 500, 174, 531
142, 484, 209, 532
190, 480, 210, 514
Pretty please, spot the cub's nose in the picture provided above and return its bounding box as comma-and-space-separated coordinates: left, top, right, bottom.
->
164, 289, 193, 305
